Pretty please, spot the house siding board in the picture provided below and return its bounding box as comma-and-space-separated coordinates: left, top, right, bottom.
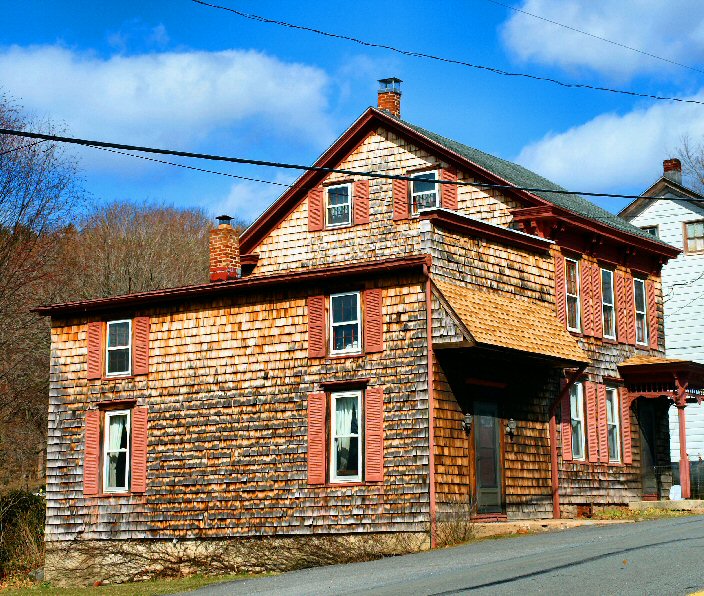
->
45, 274, 430, 542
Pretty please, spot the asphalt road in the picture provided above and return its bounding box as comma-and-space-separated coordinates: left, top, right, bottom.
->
185, 516, 704, 596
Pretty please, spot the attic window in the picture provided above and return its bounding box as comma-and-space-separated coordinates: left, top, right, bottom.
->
410, 171, 438, 214
641, 225, 659, 239
684, 219, 704, 253
326, 184, 352, 228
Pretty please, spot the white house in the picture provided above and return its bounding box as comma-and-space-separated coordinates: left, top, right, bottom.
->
620, 159, 704, 491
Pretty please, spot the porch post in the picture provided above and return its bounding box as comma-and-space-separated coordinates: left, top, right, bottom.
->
676, 374, 691, 499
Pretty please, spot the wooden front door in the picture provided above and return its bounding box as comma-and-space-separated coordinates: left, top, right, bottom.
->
474, 401, 503, 514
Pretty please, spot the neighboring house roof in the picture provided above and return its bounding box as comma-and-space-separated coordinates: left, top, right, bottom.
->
433, 278, 589, 365
619, 175, 704, 221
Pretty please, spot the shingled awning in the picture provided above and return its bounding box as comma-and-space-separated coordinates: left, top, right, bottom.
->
433, 278, 589, 366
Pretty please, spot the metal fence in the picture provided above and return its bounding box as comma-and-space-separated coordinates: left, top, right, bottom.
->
670, 460, 704, 499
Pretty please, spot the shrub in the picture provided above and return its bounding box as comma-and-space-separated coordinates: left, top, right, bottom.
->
0, 489, 45, 579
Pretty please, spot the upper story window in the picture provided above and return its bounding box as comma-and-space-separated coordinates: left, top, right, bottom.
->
326, 184, 352, 228
565, 258, 581, 332
641, 225, 659, 239
684, 219, 704, 254
330, 390, 362, 483
330, 292, 361, 355
570, 383, 585, 461
633, 278, 648, 345
410, 171, 438, 214
103, 409, 131, 493
601, 268, 616, 340
605, 387, 621, 463
106, 320, 132, 377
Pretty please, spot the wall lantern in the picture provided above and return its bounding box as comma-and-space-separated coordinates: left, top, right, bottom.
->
462, 413, 473, 436
505, 418, 518, 437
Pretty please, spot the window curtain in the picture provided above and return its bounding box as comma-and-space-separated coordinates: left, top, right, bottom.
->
335, 397, 358, 474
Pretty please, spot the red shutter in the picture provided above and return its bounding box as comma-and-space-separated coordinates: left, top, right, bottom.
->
646, 279, 659, 350
592, 264, 603, 339
561, 388, 573, 461
597, 384, 609, 464
364, 288, 384, 353
307, 295, 326, 358
87, 321, 103, 380
554, 253, 567, 327
307, 392, 327, 485
615, 271, 627, 343
392, 178, 409, 220
353, 179, 370, 225
132, 317, 150, 376
620, 388, 632, 464
365, 387, 385, 482
130, 406, 148, 494
307, 186, 324, 231
440, 167, 458, 211
581, 262, 594, 336
83, 410, 100, 496
585, 382, 599, 463
625, 273, 636, 345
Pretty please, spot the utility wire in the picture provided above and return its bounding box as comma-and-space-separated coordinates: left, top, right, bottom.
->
0, 139, 47, 156
0, 126, 668, 201
485, 0, 704, 76
191, 0, 704, 107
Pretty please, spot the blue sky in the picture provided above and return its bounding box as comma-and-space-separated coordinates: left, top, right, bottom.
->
4, 1, 704, 223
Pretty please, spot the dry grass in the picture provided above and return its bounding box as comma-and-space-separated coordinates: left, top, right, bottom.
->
592, 506, 700, 521
435, 497, 477, 548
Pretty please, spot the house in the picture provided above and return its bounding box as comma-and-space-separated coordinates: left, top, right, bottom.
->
36, 80, 704, 584
620, 159, 704, 495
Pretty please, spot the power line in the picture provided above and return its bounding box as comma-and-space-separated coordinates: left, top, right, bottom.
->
191, 0, 704, 107
485, 0, 704, 76
0, 139, 47, 156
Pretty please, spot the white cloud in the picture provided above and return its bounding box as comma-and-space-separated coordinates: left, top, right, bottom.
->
0, 45, 332, 173
212, 172, 297, 224
515, 92, 704, 191
501, 1, 704, 79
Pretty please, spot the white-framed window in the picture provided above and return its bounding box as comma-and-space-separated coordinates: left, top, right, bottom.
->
103, 409, 131, 493
601, 268, 616, 340
641, 225, 659, 239
106, 320, 132, 377
410, 171, 438, 214
633, 278, 648, 345
565, 258, 581, 332
329, 292, 361, 355
570, 383, 585, 461
684, 219, 704, 253
605, 387, 621, 463
330, 390, 362, 483
326, 184, 352, 228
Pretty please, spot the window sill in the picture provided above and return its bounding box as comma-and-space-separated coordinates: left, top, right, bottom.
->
325, 352, 366, 361
601, 337, 618, 345
323, 481, 382, 488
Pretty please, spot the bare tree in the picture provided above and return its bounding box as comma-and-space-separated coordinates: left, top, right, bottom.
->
677, 135, 704, 193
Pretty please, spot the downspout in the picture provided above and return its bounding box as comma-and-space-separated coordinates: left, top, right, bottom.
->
548, 364, 587, 519
424, 259, 437, 548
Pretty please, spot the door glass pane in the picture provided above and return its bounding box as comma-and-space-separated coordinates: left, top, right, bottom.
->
477, 415, 498, 487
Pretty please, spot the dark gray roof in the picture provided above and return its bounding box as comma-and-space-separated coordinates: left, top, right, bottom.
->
397, 115, 672, 246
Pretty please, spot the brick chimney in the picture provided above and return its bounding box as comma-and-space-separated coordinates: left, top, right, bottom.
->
377, 77, 402, 118
209, 215, 240, 282
663, 158, 682, 185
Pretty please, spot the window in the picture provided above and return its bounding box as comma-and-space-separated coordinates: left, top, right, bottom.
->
330, 391, 362, 483
565, 259, 581, 332
570, 383, 585, 461
330, 292, 361, 355
633, 278, 648, 345
641, 225, 659, 239
106, 320, 132, 377
326, 184, 351, 228
605, 387, 621, 463
410, 171, 438, 214
601, 269, 616, 339
684, 219, 704, 253
103, 409, 130, 492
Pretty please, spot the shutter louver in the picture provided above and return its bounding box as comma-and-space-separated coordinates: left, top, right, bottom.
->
353, 179, 370, 225
554, 253, 567, 327
582, 262, 594, 336
364, 288, 384, 353
132, 317, 150, 376
625, 273, 637, 345
561, 388, 573, 461
307, 186, 324, 231
646, 279, 659, 350
83, 410, 100, 496
87, 321, 103, 380
620, 388, 632, 464
307, 296, 326, 358
615, 271, 627, 343
131, 406, 148, 494
307, 392, 327, 485
440, 168, 458, 211
586, 382, 599, 463
592, 264, 603, 339
392, 179, 409, 220
365, 387, 385, 482
597, 384, 609, 464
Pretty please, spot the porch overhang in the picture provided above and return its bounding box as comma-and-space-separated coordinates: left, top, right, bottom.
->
617, 356, 704, 404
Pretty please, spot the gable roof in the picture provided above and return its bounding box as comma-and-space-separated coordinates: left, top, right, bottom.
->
619, 175, 704, 221
240, 106, 674, 254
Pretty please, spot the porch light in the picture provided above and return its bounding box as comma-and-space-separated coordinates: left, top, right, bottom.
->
462, 413, 473, 436
506, 418, 518, 437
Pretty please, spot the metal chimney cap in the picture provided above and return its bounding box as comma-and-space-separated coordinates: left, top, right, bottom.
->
216, 214, 233, 225
378, 78, 402, 93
